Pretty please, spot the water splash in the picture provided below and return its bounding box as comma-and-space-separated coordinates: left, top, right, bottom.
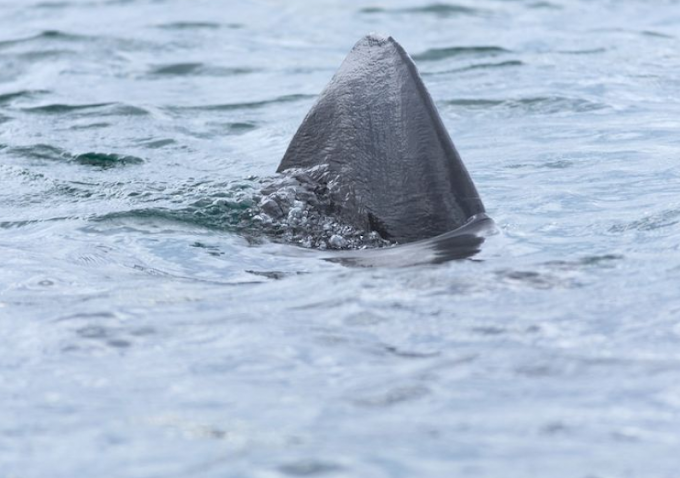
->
93, 167, 393, 250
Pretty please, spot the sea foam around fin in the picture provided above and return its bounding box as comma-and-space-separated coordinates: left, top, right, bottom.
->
253, 165, 394, 250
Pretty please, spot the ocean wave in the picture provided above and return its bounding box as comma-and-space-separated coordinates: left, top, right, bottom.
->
0, 30, 87, 49
0, 90, 50, 104
360, 3, 485, 17
422, 60, 523, 75
413, 46, 509, 62
167, 94, 315, 112
21, 102, 150, 116
155, 21, 242, 30
147, 62, 256, 77
444, 96, 608, 114
8, 144, 144, 168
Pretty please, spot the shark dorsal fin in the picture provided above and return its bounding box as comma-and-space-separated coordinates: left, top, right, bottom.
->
278, 34, 485, 243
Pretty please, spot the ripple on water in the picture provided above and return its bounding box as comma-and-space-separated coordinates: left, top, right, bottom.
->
420, 60, 524, 76
15, 49, 78, 60
155, 21, 243, 30
544, 254, 625, 271
92, 204, 250, 233
34, 1, 72, 7
495, 269, 583, 290
68, 122, 111, 130
641, 30, 675, 39
136, 138, 177, 149
423, 60, 523, 75
412, 46, 509, 62
527, 1, 562, 9
22, 102, 112, 113
279, 460, 344, 476
609, 209, 680, 233
360, 3, 485, 17
557, 47, 608, 55
168, 94, 316, 113
21, 102, 150, 116
0, 30, 87, 49
444, 96, 608, 115
8, 144, 144, 168
73, 152, 144, 168
218, 122, 258, 134
351, 384, 431, 408
0, 90, 50, 105
148, 62, 256, 77
55, 311, 155, 354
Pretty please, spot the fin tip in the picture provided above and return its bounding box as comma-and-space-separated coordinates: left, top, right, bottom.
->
360, 33, 397, 46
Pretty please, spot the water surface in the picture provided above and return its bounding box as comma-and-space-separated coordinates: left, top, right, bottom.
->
2, 0, 680, 477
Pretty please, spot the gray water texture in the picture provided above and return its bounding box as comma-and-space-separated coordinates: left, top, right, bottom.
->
2, 0, 680, 477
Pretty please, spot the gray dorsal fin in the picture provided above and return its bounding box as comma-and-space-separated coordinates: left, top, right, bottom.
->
277, 34, 485, 243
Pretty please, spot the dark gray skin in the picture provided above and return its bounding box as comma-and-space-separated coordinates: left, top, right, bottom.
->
278, 34, 487, 244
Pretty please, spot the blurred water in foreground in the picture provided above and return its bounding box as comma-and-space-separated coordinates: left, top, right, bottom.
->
1, 0, 680, 477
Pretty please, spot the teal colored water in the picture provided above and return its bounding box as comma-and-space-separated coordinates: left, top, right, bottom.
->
2, 1, 680, 477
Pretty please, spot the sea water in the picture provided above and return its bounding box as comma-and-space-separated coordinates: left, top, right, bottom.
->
1, 0, 680, 476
